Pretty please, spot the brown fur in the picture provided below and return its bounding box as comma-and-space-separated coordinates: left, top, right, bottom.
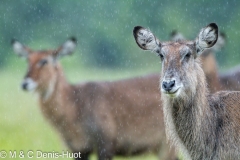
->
13, 40, 177, 160
133, 24, 240, 160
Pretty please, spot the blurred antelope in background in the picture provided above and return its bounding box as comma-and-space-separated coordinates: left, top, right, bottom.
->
133, 23, 240, 159
12, 38, 178, 160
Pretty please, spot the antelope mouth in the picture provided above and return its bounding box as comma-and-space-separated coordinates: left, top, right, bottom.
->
163, 88, 181, 97
168, 88, 179, 94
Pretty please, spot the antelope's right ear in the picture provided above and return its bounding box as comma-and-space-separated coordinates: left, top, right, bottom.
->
54, 37, 77, 59
195, 23, 218, 55
133, 26, 161, 53
11, 39, 30, 58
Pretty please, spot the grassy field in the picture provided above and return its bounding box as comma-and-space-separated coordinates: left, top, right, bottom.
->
0, 64, 161, 160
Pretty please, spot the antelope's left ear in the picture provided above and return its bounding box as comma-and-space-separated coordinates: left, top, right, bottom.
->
11, 39, 32, 58
54, 37, 77, 58
133, 26, 161, 53
195, 23, 218, 55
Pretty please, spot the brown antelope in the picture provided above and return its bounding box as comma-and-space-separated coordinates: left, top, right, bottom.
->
171, 31, 226, 93
12, 38, 178, 160
133, 23, 240, 160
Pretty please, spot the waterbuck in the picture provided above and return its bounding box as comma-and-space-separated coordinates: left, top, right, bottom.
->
12, 38, 177, 160
133, 23, 240, 160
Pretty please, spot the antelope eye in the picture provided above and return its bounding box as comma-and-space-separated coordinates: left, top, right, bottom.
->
38, 59, 48, 67
184, 52, 191, 59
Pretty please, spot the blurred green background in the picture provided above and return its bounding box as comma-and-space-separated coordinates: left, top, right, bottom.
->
0, 0, 240, 159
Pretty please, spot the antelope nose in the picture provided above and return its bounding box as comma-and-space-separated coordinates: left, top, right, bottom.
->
162, 80, 175, 92
22, 82, 28, 90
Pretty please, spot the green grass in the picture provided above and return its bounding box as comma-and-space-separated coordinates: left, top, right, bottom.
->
0, 65, 160, 160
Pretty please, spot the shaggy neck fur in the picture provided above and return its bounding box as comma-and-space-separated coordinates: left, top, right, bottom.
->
39, 65, 68, 102
162, 60, 220, 160
38, 64, 77, 132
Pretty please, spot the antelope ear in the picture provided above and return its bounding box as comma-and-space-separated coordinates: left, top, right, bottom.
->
54, 37, 77, 58
133, 26, 161, 53
195, 23, 218, 54
11, 39, 31, 58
